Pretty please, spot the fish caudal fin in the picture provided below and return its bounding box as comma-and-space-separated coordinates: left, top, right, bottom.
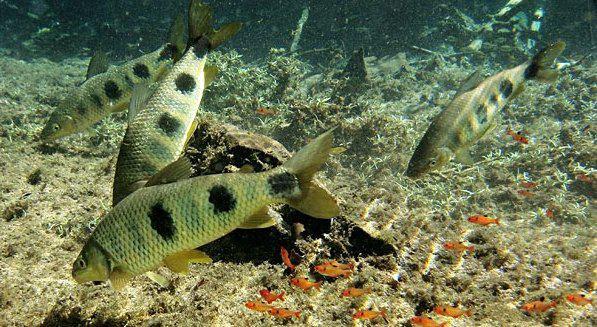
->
187, 0, 241, 53
524, 41, 566, 82
283, 129, 340, 219
167, 13, 186, 62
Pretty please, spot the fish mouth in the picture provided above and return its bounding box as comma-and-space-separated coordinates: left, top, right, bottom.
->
404, 166, 422, 179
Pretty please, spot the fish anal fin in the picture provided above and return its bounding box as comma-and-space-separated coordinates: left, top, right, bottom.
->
455, 69, 484, 98
238, 207, 276, 229
163, 249, 212, 274
86, 51, 109, 80
145, 271, 170, 288
288, 182, 339, 219
204, 65, 219, 87
145, 157, 193, 187
109, 267, 132, 291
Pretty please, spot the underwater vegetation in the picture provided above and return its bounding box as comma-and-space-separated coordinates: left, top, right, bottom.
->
0, 0, 595, 326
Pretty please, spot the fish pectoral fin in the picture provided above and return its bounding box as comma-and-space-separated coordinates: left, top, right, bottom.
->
145, 271, 170, 288
288, 182, 339, 219
479, 121, 499, 141
454, 69, 484, 98
86, 50, 109, 80
238, 207, 276, 229
454, 149, 474, 165
510, 83, 525, 99
128, 83, 157, 122
145, 156, 193, 187
163, 249, 213, 274
109, 267, 133, 291
204, 65, 219, 87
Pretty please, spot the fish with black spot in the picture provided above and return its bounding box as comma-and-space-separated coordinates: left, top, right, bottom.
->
111, 0, 241, 205
39, 13, 189, 142
405, 41, 566, 178
72, 129, 340, 290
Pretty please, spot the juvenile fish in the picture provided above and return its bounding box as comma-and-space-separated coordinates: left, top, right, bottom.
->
72, 130, 340, 290
40, 15, 186, 142
111, 0, 241, 205
406, 41, 565, 178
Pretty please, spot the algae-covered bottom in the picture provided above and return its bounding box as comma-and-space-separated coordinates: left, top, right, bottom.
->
0, 50, 595, 326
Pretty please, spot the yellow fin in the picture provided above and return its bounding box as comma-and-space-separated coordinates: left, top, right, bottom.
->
454, 69, 484, 98
109, 267, 133, 291
145, 271, 170, 288
163, 249, 212, 274
210, 22, 243, 49
167, 14, 186, 62
184, 119, 199, 149
204, 65, 219, 87
288, 182, 339, 219
510, 83, 525, 99
85, 51, 109, 80
145, 156, 193, 187
238, 207, 275, 229
128, 83, 156, 123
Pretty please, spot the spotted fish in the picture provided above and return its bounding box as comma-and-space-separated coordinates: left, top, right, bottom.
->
72, 129, 340, 290
111, 0, 241, 206
405, 41, 566, 178
39, 14, 187, 142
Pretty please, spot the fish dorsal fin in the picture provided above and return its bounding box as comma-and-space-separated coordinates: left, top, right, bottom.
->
204, 65, 219, 87
163, 249, 212, 274
454, 69, 484, 98
86, 51, 109, 80
128, 83, 156, 123
145, 156, 193, 187
238, 207, 276, 229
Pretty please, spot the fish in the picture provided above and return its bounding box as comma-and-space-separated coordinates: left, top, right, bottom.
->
255, 107, 276, 116
443, 241, 474, 252
313, 264, 352, 278
268, 307, 301, 319
576, 173, 593, 183
520, 299, 557, 313
545, 208, 554, 218
467, 215, 499, 226
520, 181, 538, 188
245, 301, 273, 312
322, 260, 354, 270
280, 246, 296, 271
111, 0, 241, 205
259, 289, 285, 304
40, 14, 186, 142
290, 277, 322, 291
352, 309, 387, 321
565, 293, 592, 306
71, 129, 340, 290
433, 305, 472, 318
405, 41, 565, 178
410, 316, 447, 327
506, 129, 529, 144
517, 189, 534, 197
341, 287, 371, 298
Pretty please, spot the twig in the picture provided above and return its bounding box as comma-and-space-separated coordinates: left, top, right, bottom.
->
290, 6, 309, 53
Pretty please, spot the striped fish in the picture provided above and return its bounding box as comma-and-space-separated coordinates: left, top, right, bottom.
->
39, 15, 186, 142
405, 41, 566, 178
111, 0, 241, 206
72, 129, 340, 290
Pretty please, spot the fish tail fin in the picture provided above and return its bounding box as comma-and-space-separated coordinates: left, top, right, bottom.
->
279, 291, 286, 301
168, 13, 186, 61
468, 246, 475, 251
187, 0, 241, 53
495, 219, 500, 225
466, 310, 473, 317
314, 281, 322, 290
282, 128, 340, 219
524, 41, 566, 82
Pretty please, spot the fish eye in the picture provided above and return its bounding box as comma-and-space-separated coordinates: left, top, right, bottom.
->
53, 124, 60, 131
76, 258, 86, 269
429, 159, 437, 166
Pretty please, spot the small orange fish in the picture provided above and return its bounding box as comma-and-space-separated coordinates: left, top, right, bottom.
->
467, 215, 499, 226
268, 307, 300, 319
352, 309, 387, 320
314, 264, 352, 278
443, 241, 474, 252
259, 289, 285, 304
322, 260, 354, 270
576, 174, 593, 183
520, 181, 538, 189
341, 287, 372, 298
433, 305, 472, 318
545, 208, 554, 219
256, 107, 276, 116
245, 301, 273, 312
280, 246, 296, 271
520, 299, 557, 313
290, 277, 321, 291
517, 189, 534, 197
506, 129, 529, 144
410, 316, 447, 327
565, 293, 592, 306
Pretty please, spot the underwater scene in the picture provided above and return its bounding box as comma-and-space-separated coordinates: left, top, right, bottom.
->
0, 0, 595, 326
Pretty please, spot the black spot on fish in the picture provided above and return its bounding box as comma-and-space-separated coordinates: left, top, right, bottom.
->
157, 113, 181, 137
208, 185, 236, 214
149, 202, 175, 240
175, 73, 196, 94
91, 94, 103, 107
499, 79, 513, 99
268, 172, 299, 197
133, 63, 150, 79
158, 44, 177, 61
191, 37, 210, 59
524, 62, 539, 79
476, 104, 487, 124
104, 80, 122, 100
